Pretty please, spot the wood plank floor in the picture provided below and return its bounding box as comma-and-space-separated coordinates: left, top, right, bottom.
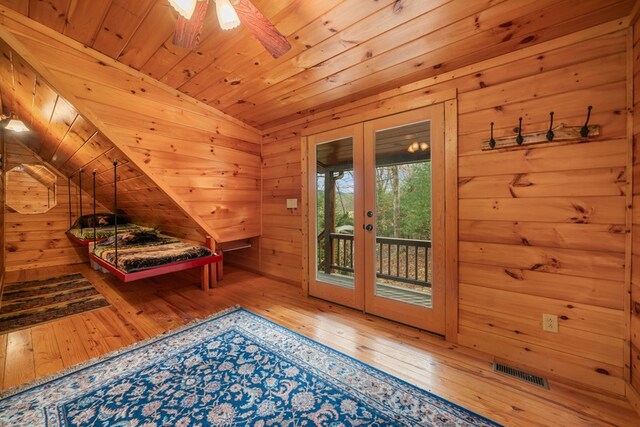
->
0, 263, 638, 426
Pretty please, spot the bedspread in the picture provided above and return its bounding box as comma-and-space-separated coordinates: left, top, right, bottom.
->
92, 232, 212, 272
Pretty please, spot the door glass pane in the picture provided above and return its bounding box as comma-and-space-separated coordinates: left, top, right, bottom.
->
374, 121, 432, 307
315, 137, 355, 289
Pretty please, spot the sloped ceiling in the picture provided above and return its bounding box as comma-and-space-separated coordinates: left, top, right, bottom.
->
0, 9, 263, 243
0, 0, 634, 130
0, 38, 210, 241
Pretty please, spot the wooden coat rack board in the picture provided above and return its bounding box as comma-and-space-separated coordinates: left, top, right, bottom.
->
481, 107, 599, 151
481, 123, 600, 150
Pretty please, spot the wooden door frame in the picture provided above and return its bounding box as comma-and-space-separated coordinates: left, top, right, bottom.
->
305, 124, 365, 310
362, 105, 445, 334
301, 94, 459, 342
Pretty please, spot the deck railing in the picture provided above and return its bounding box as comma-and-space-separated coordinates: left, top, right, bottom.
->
318, 232, 431, 288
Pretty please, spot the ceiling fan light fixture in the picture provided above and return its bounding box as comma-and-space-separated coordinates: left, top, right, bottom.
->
215, 0, 240, 30
168, 0, 197, 20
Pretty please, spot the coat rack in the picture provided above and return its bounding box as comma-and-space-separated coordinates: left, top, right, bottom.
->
482, 106, 599, 151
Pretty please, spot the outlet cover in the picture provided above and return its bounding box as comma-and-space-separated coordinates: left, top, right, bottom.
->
542, 314, 558, 333
286, 198, 298, 209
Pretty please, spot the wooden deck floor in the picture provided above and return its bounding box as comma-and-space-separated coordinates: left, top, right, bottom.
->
0, 263, 638, 426
317, 271, 432, 307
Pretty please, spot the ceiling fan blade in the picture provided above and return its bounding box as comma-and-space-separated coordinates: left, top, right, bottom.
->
233, 0, 291, 59
173, 0, 210, 50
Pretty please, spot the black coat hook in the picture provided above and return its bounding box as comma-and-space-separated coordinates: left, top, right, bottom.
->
580, 105, 592, 137
516, 117, 523, 145
489, 122, 496, 149
546, 112, 554, 141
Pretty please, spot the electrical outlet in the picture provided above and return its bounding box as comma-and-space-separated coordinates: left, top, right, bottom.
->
542, 314, 558, 333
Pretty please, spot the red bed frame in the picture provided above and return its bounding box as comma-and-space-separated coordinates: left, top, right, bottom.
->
77, 162, 223, 291
66, 231, 106, 246
89, 249, 222, 290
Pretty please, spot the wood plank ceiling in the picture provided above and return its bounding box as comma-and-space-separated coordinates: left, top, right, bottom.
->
0, 0, 634, 130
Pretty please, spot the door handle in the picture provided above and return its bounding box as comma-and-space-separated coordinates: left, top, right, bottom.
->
365, 224, 374, 231
366, 211, 374, 218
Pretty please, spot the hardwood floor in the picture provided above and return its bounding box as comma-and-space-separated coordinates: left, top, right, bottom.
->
0, 263, 638, 426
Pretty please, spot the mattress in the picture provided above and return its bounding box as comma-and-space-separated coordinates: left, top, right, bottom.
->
92, 232, 212, 273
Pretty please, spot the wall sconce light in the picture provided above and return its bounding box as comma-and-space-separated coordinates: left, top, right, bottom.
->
0, 112, 29, 133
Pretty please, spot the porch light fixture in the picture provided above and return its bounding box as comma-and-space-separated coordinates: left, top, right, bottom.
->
215, 0, 240, 30
407, 141, 429, 153
1, 112, 29, 133
168, 0, 197, 19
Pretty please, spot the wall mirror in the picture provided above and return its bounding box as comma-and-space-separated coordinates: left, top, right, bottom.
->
6, 163, 57, 214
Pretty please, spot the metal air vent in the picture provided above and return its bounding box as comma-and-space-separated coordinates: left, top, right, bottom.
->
493, 361, 549, 389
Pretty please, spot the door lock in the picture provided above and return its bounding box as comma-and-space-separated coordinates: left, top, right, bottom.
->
366, 211, 374, 218
365, 224, 374, 231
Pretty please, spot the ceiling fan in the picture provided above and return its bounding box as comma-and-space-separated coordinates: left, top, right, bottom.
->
169, 0, 291, 58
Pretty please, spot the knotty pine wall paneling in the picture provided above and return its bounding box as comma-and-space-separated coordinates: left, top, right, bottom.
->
262, 22, 630, 395
0, 38, 208, 243
3, 139, 108, 271
0, 129, 5, 285
0, 12, 263, 244
630, 12, 640, 408
221, 237, 262, 276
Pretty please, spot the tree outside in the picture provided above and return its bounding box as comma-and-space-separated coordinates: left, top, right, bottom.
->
316, 161, 432, 289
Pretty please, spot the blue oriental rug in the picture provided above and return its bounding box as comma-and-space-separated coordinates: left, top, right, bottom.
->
0, 306, 501, 426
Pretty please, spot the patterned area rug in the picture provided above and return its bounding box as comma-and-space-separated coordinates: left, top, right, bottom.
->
0, 307, 501, 426
0, 273, 110, 333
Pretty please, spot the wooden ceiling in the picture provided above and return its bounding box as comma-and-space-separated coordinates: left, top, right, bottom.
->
0, 38, 209, 241
0, 0, 634, 130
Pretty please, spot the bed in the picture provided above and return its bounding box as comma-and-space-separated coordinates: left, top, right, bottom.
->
66, 213, 156, 246
89, 230, 222, 290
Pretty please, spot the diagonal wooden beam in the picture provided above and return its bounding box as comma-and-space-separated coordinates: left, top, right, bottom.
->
0, 7, 261, 137
0, 22, 222, 243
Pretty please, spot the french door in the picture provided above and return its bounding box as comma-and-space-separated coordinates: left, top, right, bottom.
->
307, 105, 445, 334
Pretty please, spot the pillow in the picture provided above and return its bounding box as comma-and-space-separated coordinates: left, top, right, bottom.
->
96, 231, 163, 248
119, 231, 160, 245
72, 213, 118, 228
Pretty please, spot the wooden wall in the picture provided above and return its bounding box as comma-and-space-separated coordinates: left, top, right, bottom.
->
0, 130, 5, 283
261, 21, 631, 394
0, 11, 263, 244
0, 38, 210, 242
0, 2, 635, 400
3, 138, 107, 271
5, 164, 55, 214
455, 26, 628, 396
631, 11, 640, 407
